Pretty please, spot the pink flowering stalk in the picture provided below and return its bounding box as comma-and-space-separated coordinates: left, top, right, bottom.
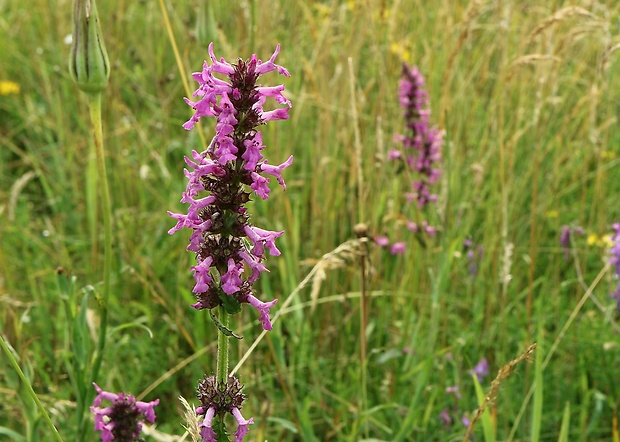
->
168, 42, 291, 330
610, 223, 620, 310
395, 64, 443, 210
169, 43, 291, 441
380, 64, 443, 253
90, 383, 159, 442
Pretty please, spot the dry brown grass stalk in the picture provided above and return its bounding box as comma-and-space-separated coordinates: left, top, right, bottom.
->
602, 41, 620, 73
179, 395, 201, 442
463, 343, 537, 441
529, 6, 598, 41
303, 238, 369, 313
509, 54, 562, 69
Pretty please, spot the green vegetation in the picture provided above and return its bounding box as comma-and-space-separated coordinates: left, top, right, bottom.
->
1, 0, 619, 441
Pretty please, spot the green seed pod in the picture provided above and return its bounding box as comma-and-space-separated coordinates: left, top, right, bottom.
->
69, 0, 110, 94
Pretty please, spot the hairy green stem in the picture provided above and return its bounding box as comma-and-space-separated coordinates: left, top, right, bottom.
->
216, 307, 230, 385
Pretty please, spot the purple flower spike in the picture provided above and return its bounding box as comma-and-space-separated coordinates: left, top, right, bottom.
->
388, 64, 443, 244
90, 383, 159, 442
169, 44, 291, 332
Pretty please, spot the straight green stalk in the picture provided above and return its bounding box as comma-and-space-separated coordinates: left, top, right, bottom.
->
89, 91, 112, 386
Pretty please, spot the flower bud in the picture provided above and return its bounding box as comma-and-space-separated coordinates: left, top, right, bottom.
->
68, 0, 110, 94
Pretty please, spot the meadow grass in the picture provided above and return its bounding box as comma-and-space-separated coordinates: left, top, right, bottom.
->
1, 0, 620, 441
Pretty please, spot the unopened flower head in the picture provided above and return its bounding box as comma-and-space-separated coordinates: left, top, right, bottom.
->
90, 383, 159, 442
168, 43, 292, 330
69, 0, 110, 94
195, 375, 254, 442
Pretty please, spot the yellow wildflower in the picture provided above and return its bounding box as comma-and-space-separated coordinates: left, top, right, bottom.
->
389, 42, 411, 63
600, 150, 616, 160
586, 233, 599, 246
0, 81, 20, 96
601, 234, 614, 248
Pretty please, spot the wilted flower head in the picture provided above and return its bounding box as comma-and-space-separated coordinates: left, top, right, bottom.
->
90, 383, 159, 442
168, 43, 292, 330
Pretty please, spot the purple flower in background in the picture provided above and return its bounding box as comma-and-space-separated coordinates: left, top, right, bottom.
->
446, 385, 462, 399
385, 64, 443, 248
390, 242, 406, 255
439, 407, 452, 427
464, 239, 483, 276
462, 414, 471, 427
168, 43, 292, 330
469, 357, 489, 382
610, 223, 620, 310
560, 225, 584, 260
90, 383, 159, 442
375, 235, 390, 247
394, 64, 443, 220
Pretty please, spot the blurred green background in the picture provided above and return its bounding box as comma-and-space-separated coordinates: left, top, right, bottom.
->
1, 0, 620, 440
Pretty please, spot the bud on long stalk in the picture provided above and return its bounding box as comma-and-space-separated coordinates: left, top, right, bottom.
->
69, 0, 110, 94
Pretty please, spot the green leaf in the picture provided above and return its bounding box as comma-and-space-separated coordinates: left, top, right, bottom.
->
220, 293, 242, 315
473, 374, 495, 442
0, 426, 27, 441
558, 402, 570, 442
209, 310, 243, 339
109, 322, 154, 339
531, 330, 544, 442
